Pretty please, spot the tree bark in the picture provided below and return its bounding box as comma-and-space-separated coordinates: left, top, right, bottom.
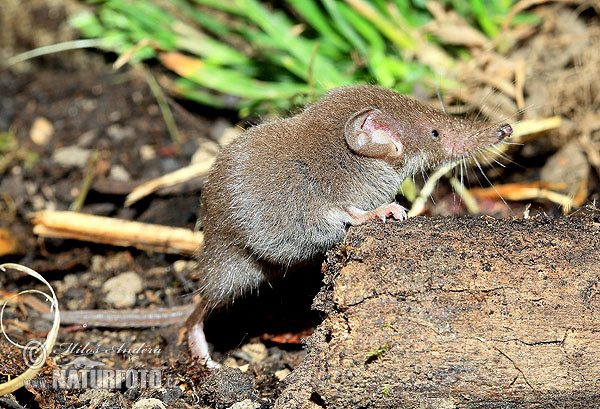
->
276, 212, 600, 409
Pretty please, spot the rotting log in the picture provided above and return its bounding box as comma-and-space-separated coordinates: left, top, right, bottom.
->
275, 212, 600, 409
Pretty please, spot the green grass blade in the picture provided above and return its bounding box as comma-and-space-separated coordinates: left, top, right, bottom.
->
190, 0, 240, 15
172, 21, 251, 66
345, 0, 415, 50
234, 0, 345, 87
170, 0, 232, 36
288, 0, 351, 53
337, 2, 384, 52
469, 0, 499, 38
322, 0, 367, 55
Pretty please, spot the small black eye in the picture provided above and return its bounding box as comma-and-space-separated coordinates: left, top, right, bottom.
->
430, 129, 439, 138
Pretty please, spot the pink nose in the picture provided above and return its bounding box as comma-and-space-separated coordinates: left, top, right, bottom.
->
499, 124, 513, 137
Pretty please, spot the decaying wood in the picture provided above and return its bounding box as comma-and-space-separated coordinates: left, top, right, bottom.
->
31, 210, 203, 255
276, 212, 600, 408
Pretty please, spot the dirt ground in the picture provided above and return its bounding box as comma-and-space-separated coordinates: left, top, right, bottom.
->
0, 1, 599, 408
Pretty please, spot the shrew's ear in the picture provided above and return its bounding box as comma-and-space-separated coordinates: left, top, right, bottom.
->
344, 108, 402, 159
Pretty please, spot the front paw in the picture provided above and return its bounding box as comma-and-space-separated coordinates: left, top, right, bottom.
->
372, 203, 407, 222
347, 203, 408, 225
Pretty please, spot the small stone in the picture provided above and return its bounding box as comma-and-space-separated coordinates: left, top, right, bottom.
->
53, 146, 91, 169
172, 259, 194, 274
139, 144, 156, 161
30, 194, 46, 211
106, 124, 134, 141
234, 343, 268, 363
78, 129, 98, 148
102, 271, 143, 308
147, 105, 159, 115
132, 398, 166, 409
104, 251, 135, 272
131, 91, 144, 104
162, 386, 183, 403
108, 111, 122, 122
109, 164, 131, 182
223, 357, 240, 368
63, 274, 79, 288
275, 368, 291, 381
30, 117, 54, 145
91, 255, 106, 274
201, 367, 254, 408
227, 399, 260, 409
79, 388, 114, 407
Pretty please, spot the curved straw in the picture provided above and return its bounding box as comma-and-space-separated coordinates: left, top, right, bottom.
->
0, 263, 60, 396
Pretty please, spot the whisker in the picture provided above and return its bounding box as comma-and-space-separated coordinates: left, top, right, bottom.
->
473, 86, 497, 122
453, 157, 467, 208
451, 161, 458, 207
420, 162, 437, 206
473, 156, 512, 214
488, 100, 505, 121
460, 158, 465, 192
435, 87, 446, 114
479, 149, 506, 168
478, 151, 493, 167
469, 156, 485, 188
489, 144, 513, 159
467, 103, 535, 140
490, 156, 506, 168
489, 143, 525, 168
494, 104, 536, 124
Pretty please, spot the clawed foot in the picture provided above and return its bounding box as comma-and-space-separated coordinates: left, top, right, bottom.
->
347, 203, 407, 226
188, 321, 221, 369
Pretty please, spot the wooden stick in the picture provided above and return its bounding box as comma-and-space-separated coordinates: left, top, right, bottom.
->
125, 159, 215, 207
31, 211, 203, 255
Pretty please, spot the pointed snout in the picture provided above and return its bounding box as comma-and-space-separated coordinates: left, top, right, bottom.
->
498, 124, 513, 138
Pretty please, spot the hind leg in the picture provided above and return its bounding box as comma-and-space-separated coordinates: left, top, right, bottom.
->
189, 242, 271, 367
186, 300, 221, 368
